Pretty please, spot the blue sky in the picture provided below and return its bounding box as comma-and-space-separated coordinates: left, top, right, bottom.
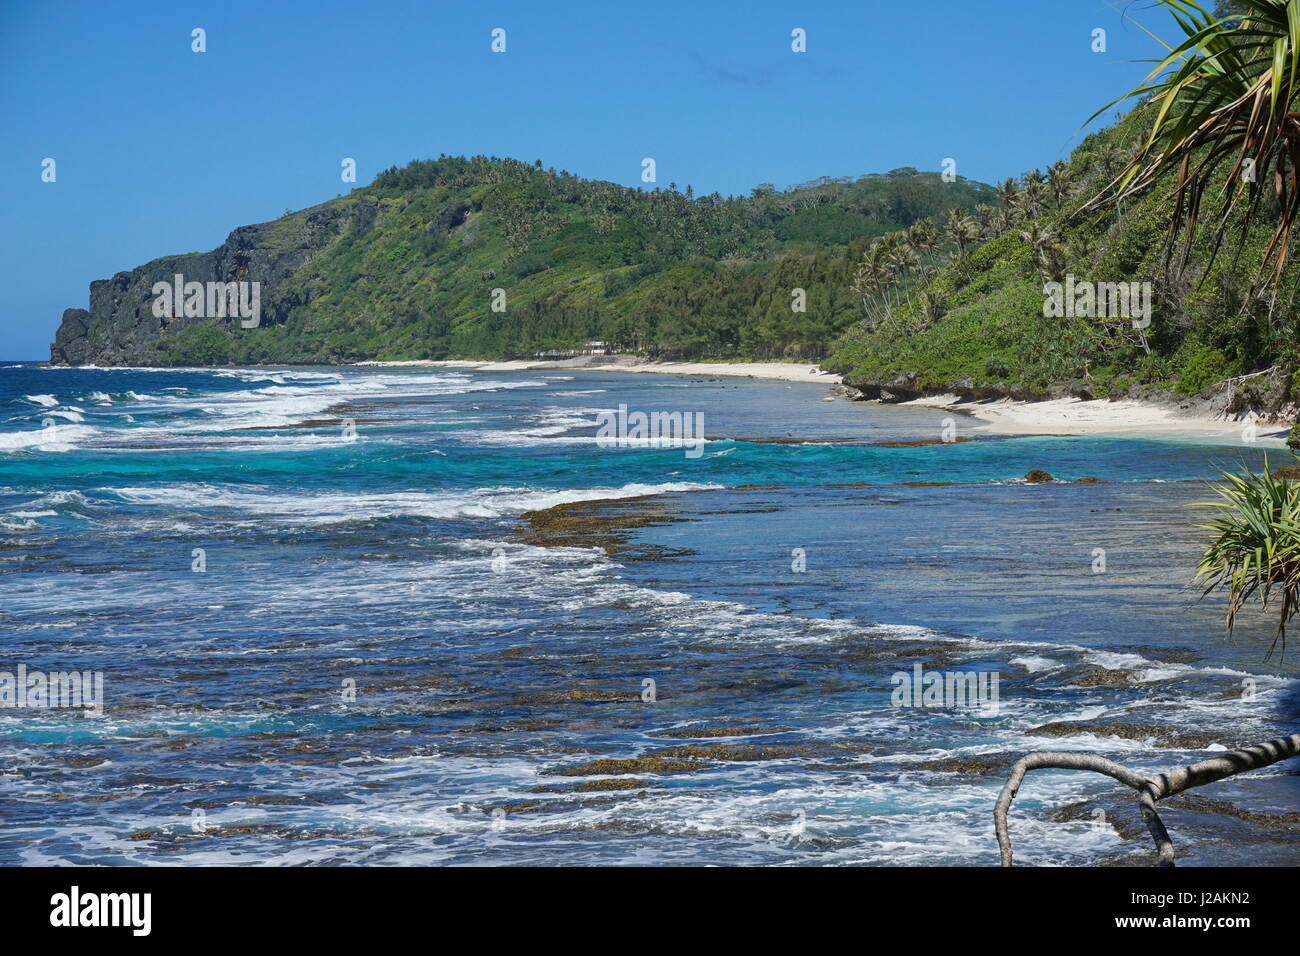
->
0, 0, 1181, 358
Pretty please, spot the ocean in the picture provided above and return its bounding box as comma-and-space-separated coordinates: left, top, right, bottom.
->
1, 362, 1297, 865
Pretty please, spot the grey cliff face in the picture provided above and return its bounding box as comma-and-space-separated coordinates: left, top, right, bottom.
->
49, 197, 376, 365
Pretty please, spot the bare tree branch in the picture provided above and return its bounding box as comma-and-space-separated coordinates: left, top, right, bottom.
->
995, 732, 1300, 866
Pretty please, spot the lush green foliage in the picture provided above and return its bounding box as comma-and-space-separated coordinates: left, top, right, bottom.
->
1090, 0, 1300, 287
152, 157, 993, 364
1196, 458, 1300, 655
828, 95, 1300, 395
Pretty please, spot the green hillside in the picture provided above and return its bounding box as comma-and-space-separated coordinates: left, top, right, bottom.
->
828, 2, 1300, 408
52, 157, 995, 366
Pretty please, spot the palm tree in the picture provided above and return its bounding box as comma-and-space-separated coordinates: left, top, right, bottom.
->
944, 208, 977, 255
888, 240, 919, 309
1085, 0, 1300, 287
853, 243, 892, 325
996, 4, 1300, 866
1046, 160, 1072, 209
919, 290, 948, 329
972, 204, 999, 240
1017, 178, 1048, 221
995, 177, 1020, 215
1020, 222, 1066, 283
1096, 142, 1123, 182
909, 220, 943, 272
851, 261, 874, 313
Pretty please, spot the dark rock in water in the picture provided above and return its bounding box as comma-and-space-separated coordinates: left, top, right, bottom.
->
652, 724, 777, 739
651, 743, 816, 761
1070, 666, 1140, 687
1165, 793, 1300, 829
830, 383, 869, 401
527, 687, 642, 704
840, 371, 927, 404
1271, 465, 1300, 480
915, 754, 1015, 776
541, 756, 704, 776
1049, 799, 1149, 842
520, 494, 694, 559
1025, 720, 1226, 750
529, 778, 652, 794
1024, 469, 1053, 483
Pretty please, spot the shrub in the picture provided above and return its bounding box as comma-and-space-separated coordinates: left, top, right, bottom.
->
1176, 343, 1235, 396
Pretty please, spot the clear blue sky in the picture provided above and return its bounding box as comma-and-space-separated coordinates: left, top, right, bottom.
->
0, 0, 1180, 359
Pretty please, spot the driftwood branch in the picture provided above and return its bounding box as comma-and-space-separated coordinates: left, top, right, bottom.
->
995, 732, 1300, 866
1217, 365, 1280, 387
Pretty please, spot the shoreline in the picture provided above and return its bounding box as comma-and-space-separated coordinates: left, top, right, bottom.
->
353, 357, 840, 384
357, 358, 1293, 446
903, 393, 1291, 446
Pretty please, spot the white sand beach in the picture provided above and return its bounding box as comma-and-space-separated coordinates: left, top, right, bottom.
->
357, 359, 1292, 445
905, 393, 1292, 445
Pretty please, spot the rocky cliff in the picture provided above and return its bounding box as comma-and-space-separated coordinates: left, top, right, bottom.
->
51, 197, 375, 365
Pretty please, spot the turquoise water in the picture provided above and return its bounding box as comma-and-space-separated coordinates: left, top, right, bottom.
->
1, 363, 1297, 865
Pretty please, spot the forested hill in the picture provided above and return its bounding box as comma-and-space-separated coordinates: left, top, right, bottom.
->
825, 98, 1300, 417
50, 156, 995, 366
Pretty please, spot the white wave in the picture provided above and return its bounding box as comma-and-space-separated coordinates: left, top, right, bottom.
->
69, 369, 555, 442
102, 481, 722, 524
22, 394, 58, 407
1010, 655, 1060, 674
0, 425, 99, 451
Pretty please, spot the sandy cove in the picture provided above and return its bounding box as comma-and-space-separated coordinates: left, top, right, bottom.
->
903, 393, 1291, 446
355, 359, 1292, 445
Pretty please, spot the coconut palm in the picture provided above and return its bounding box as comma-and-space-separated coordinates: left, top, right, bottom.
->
919, 290, 948, 328
972, 203, 999, 239
1046, 160, 1072, 209
944, 208, 977, 255
1017, 178, 1048, 221
994, 178, 1021, 227
888, 241, 920, 309
1085, 0, 1300, 286
909, 221, 943, 271
851, 261, 875, 313
853, 242, 892, 324
1020, 222, 1066, 283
